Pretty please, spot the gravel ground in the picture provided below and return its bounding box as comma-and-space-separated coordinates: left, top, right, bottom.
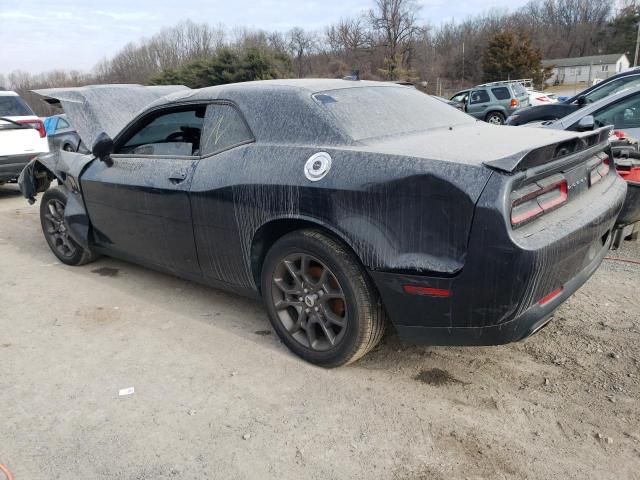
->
0, 183, 638, 480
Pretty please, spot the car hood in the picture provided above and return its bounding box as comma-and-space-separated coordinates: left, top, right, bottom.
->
357, 122, 611, 172
33, 84, 190, 149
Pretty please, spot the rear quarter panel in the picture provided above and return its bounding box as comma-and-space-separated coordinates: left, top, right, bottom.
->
189, 144, 492, 289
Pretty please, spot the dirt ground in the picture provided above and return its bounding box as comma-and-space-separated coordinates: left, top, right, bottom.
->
0, 183, 638, 480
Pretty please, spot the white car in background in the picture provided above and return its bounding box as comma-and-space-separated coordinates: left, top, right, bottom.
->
0, 90, 49, 184
528, 90, 558, 106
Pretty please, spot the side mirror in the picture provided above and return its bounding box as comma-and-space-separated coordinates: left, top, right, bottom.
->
92, 132, 114, 167
577, 95, 587, 106
577, 115, 595, 132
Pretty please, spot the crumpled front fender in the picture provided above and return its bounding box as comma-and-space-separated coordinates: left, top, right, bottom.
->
18, 150, 95, 249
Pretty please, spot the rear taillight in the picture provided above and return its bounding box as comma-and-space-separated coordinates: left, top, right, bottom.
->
587, 155, 610, 186
16, 119, 46, 138
510, 98, 519, 108
511, 174, 568, 227
613, 130, 627, 139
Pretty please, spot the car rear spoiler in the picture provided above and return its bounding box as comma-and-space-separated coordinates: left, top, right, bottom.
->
33, 84, 190, 150
484, 126, 613, 173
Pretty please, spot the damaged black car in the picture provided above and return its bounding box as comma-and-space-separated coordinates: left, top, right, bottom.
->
19, 80, 627, 367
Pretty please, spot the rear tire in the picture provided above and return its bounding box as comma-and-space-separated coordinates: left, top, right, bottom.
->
486, 112, 505, 125
40, 187, 99, 266
261, 229, 386, 368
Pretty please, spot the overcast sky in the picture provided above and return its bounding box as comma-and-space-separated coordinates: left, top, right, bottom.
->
0, 0, 529, 74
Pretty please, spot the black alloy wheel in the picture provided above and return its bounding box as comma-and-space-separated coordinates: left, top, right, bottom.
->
261, 229, 386, 367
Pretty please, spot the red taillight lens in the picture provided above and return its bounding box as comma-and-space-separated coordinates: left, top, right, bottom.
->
16, 119, 46, 138
613, 130, 626, 139
510, 98, 519, 108
588, 155, 610, 186
511, 174, 568, 227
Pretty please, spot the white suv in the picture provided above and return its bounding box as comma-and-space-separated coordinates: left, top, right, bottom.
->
0, 90, 49, 184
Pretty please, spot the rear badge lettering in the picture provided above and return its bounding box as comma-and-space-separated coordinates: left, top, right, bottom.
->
568, 177, 587, 190
305, 152, 332, 182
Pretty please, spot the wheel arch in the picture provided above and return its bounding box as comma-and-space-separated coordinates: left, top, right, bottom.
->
19, 152, 96, 249
250, 216, 364, 293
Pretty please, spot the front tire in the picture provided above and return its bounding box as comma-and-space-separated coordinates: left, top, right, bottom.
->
261, 229, 386, 367
40, 187, 99, 266
486, 111, 505, 125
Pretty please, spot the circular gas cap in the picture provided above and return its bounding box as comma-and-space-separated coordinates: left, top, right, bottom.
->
304, 152, 332, 181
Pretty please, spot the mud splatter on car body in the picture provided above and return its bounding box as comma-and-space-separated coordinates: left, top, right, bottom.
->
19, 80, 626, 348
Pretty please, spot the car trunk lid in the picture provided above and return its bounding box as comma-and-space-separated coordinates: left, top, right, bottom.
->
355, 123, 611, 173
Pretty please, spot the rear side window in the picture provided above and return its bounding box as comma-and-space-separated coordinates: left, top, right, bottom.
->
57, 117, 70, 130
470, 90, 490, 104
491, 87, 511, 100
512, 83, 528, 96
201, 103, 253, 156
0, 95, 34, 116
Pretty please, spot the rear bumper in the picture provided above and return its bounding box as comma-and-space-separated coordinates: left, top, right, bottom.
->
370, 172, 627, 346
385, 231, 610, 345
0, 153, 35, 182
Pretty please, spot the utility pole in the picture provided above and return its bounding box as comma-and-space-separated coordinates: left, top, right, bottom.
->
634, 22, 640, 67
461, 42, 465, 85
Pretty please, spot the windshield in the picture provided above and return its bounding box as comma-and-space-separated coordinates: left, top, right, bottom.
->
314, 86, 474, 141
0, 95, 34, 116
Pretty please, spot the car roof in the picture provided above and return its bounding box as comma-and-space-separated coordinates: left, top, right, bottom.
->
148, 79, 411, 145
161, 78, 402, 101
0, 90, 19, 97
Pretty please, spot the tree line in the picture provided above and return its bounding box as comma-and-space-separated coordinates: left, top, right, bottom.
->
2, 0, 639, 115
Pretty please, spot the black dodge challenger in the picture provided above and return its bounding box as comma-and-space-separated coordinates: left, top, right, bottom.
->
19, 80, 627, 367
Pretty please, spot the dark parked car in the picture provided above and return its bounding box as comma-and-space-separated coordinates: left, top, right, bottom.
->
44, 114, 85, 152
506, 68, 640, 126
536, 85, 640, 245
19, 81, 626, 367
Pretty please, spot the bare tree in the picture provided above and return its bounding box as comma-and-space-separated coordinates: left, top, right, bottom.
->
368, 0, 422, 78
288, 28, 318, 77
326, 17, 370, 54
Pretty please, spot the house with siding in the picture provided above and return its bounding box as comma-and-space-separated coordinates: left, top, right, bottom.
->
542, 54, 630, 86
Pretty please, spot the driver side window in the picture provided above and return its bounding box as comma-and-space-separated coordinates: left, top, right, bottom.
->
117, 105, 206, 156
